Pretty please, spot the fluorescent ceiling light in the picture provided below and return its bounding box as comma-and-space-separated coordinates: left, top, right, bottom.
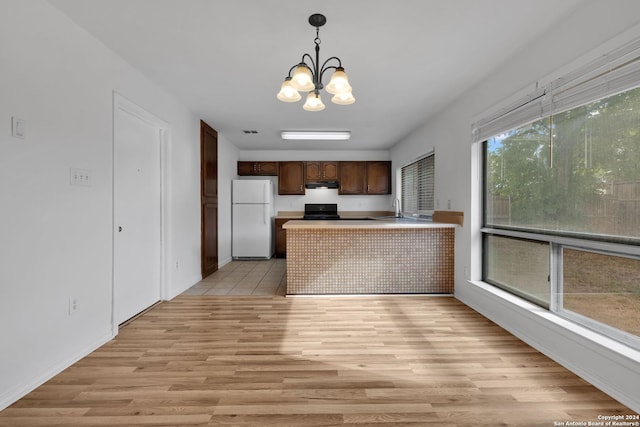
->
281, 131, 351, 141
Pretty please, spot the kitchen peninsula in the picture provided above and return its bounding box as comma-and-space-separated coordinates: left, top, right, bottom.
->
283, 218, 458, 295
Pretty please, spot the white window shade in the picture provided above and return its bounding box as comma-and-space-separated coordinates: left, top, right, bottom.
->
473, 37, 640, 142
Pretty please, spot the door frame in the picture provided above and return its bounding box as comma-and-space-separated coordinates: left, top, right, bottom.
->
112, 92, 172, 335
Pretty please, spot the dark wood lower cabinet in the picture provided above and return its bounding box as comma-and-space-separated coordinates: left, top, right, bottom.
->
275, 218, 289, 258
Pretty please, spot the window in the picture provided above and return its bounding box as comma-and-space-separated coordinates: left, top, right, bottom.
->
485, 90, 640, 242
401, 153, 434, 216
481, 87, 640, 349
478, 38, 640, 350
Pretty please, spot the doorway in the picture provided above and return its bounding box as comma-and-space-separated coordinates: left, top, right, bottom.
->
113, 93, 169, 327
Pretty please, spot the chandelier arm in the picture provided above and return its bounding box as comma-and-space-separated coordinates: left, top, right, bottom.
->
320, 56, 342, 71
320, 62, 342, 81
300, 53, 317, 72
286, 63, 299, 77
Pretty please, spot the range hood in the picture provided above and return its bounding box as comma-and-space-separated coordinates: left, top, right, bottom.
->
305, 181, 339, 189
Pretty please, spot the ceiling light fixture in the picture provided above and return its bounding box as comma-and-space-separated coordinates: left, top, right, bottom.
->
277, 13, 355, 111
281, 131, 351, 141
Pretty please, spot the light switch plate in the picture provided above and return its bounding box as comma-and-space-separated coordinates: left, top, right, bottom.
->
70, 168, 91, 186
12, 117, 25, 139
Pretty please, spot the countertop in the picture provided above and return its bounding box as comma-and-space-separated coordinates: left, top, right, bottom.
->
282, 219, 456, 229
277, 210, 464, 227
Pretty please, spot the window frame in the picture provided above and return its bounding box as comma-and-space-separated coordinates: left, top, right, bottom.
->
481, 222, 640, 351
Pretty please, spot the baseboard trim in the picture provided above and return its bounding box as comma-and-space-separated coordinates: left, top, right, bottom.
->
0, 330, 115, 411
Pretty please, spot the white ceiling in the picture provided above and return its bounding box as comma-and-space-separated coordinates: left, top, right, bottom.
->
50, 0, 584, 151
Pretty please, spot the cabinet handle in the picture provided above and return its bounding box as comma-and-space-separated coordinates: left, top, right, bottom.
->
367, 184, 370, 192
299, 185, 303, 192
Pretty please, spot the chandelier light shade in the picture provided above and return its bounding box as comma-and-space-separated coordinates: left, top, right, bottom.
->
303, 92, 325, 111
277, 13, 355, 111
276, 78, 302, 102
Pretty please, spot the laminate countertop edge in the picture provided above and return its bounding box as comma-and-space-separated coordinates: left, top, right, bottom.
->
282, 219, 457, 229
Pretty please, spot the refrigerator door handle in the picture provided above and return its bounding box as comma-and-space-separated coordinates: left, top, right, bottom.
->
264, 203, 268, 224
263, 182, 269, 204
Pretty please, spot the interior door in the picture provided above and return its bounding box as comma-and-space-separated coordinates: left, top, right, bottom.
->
201, 121, 218, 278
113, 106, 161, 325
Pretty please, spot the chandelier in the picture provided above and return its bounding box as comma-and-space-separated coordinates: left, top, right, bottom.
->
276, 13, 355, 111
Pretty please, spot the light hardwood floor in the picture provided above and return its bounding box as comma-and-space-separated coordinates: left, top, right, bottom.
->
1, 292, 635, 426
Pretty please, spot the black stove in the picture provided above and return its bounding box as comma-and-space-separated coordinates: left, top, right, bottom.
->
303, 203, 340, 220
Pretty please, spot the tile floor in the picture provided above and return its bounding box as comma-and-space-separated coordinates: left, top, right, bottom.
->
183, 258, 287, 296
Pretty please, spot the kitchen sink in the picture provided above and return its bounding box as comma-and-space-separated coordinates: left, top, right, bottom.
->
371, 215, 433, 223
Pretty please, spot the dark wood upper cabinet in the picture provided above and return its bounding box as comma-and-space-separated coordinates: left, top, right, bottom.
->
237, 160, 390, 195
338, 161, 391, 195
338, 161, 366, 194
366, 161, 392, 194
237, 161, 278, 176
278, 161, 305, 195
305, 161, 338, 181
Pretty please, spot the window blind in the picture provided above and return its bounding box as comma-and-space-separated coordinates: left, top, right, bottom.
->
472, 37, 640, 142
401, 154, 434, 214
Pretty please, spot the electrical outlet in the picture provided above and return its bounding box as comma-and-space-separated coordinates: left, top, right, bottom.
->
68, 297, 78, 315
447, 199, 452, 210
12, 117, 25, 139
175, 261, 179, 269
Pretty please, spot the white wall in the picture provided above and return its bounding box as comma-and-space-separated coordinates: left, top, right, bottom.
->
238, 149, 394, 213
390, 0, 640, 412
217, 133, 239, 267
0, 1, 202, 409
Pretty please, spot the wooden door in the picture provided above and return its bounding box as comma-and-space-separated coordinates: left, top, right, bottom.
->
278, 161, 305, 195
201, 121, 218, 278
366, 161, 392, 194
338, 161, 366, 194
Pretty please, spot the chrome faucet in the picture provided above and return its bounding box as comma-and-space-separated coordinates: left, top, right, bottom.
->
392, 198, 402, 217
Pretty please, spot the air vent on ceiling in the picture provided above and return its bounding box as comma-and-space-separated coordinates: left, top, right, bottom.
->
242, 130, 258, 134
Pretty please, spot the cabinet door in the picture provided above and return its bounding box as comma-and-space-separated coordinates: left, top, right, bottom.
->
322, 161, 338, 180
278, 161, 305, 195
366, 161, 392, 194
256, 162, 279, 176
305, 161, 322, 181
338, 161, 366, 194
305, 161, 338, 181
237, 161, 255, 176
275, 218, 289, 258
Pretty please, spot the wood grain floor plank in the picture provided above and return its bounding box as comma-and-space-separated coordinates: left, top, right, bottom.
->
0, 295, 635, 427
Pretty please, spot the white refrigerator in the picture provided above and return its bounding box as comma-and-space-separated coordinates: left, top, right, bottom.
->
232, 179, 274, 259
